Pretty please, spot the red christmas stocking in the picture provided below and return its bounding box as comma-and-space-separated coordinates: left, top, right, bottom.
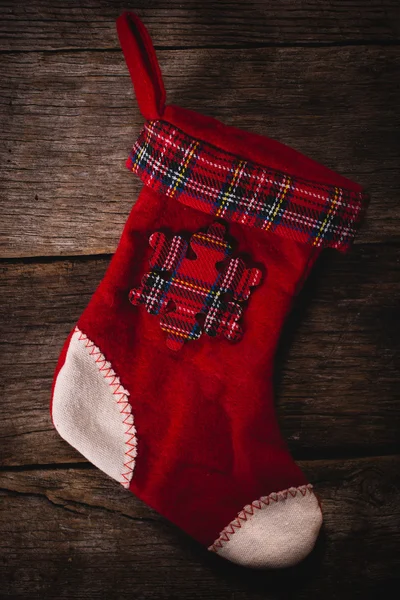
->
51, 12, 368, 569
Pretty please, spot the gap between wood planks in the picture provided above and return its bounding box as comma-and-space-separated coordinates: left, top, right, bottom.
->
1, 449, 399, 474
1, 39, 400, 54
1, 238, 398, 265
1, 456, 399, 533
2, 44, 399, 256
0, 456, 398, 599
1, 242, 398, 466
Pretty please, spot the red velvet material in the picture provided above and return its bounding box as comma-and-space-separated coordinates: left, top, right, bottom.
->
53, 187, 318, 545
116, 12, 165, 120
51, 11, 367, 547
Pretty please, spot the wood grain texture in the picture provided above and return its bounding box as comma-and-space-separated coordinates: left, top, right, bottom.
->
1, 244, 398, 467
1, 456, 399, 599
1, 0, 400, 51
1, 46, 399, 257
1, 2, 399, 597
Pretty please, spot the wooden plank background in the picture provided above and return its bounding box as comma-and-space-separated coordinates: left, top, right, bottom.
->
1, 1, 399, 598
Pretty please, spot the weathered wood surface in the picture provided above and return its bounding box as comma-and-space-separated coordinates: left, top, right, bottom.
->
1, 46, 399, 257
1, 244, 399, 467
1, 456, 399, 599
1, 1, 399, 598
1, 0, 400, 51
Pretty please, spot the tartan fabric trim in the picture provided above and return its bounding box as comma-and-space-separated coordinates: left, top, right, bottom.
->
129, 223, 261, 350
126, 120, 367, 252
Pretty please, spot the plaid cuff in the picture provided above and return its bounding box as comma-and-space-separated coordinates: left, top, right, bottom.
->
126, 120, 368, 252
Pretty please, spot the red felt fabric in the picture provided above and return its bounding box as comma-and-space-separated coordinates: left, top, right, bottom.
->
53, 187, 318, 545
116, 12, 166, 119
164, 105, 363, 193
51, 11, 367, 548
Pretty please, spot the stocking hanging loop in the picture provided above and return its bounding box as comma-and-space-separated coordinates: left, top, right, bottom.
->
116, 12, 166, 120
